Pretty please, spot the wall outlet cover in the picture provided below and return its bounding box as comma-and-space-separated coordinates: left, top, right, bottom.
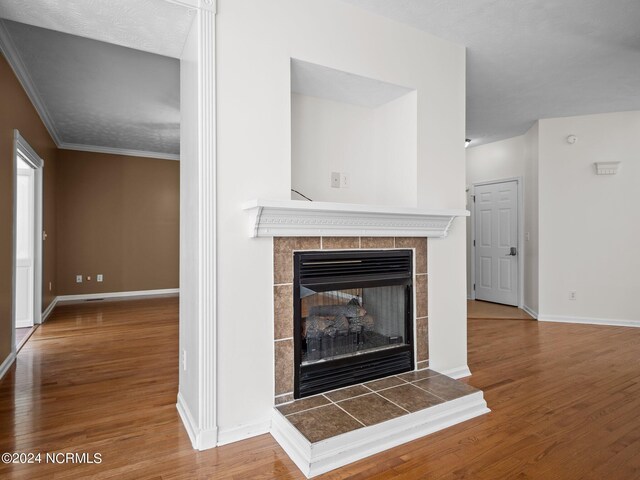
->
76, 275, 83, 283
331, 171, 340, 188
340, 173, 349, 188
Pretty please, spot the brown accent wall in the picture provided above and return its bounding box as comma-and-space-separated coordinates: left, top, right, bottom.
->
0, 53, 58, 364
56, 150, 179, 295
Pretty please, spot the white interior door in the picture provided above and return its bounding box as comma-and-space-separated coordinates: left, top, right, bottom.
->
474, 180, 519, 306
15, 158, 35, 328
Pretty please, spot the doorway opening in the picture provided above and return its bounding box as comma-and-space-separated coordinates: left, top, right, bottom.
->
470, 178, 523, 307
12, 131, 43, 352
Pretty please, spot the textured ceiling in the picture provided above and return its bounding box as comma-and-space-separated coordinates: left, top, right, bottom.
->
1, 20, 180, 156
0, 0, 193, 58
291, 59, 414, 108
342, 0, 640, 145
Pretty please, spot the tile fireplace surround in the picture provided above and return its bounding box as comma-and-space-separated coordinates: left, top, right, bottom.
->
269, 235, 489, 478
273, 236, 429, 405
244, 200, 485, 477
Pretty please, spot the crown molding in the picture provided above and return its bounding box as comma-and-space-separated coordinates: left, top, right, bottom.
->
165, 0, 216, 13
0, 20, 63, 146
243, 199, 469, 238
59, 143, 180, 161
1, 20, 180, 162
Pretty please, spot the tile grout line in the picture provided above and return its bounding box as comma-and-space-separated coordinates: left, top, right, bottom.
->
410, 381, 449, 402
282, 399, 333, 417
373, 391, 410, 414
333, 402, 367, 427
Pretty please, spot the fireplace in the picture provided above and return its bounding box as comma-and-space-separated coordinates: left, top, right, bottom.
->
294, 249, 414, 398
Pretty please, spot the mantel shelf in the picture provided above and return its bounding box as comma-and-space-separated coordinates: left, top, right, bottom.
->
243, 199, 469, 238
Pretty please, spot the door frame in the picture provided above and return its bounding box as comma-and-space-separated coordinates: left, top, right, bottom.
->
470, 176, 524, 308
11, 130, 44, 355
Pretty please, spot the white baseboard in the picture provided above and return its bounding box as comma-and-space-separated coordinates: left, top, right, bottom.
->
271, 392, 490, 478
0, 352, 16, 381
217, 420, 271, 446
538, 314, 640, 328
58, 288, 179, 302
434, 365, 471, 379
177, 392, 201, 449
522, 304, 538, 319
176, 392, 221, 450
42, 297, 58, 322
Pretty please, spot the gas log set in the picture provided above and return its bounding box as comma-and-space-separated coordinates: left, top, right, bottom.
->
302, 297, 403, 363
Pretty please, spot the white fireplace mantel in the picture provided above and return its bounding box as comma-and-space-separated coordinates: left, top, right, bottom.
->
243, 199, 469, 238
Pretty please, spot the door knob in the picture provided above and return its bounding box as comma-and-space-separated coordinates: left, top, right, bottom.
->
506, 247, 517, 256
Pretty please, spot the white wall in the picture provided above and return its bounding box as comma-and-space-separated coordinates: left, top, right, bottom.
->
522, 123, 539, 315
216, 0, 466, 442
179, 15, 200, 428
291, 91, 416, 206
464, 126, 539, 314
538, 111, 640, 323
465, 135, 526, 297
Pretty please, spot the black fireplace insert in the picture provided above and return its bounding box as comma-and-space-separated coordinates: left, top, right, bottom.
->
293, 249, 414, 398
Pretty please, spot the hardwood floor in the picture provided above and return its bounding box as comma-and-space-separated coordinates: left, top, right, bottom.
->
2, 298, 640, 479
468, 299, 534, 320
14, 327, 34, 349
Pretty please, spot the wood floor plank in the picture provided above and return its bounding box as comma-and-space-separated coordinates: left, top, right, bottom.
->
2, 299, 640, 479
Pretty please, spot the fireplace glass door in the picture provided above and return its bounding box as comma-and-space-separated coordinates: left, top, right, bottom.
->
301, 285, 408, 364
294, 249, 413, 398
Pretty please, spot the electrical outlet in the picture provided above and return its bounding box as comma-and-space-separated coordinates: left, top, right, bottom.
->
569, 291, 577, 301
182, 350, 187, 371
76, 275, 83, 283
97, 274, 103, 282
331, 171, 340, 188
340, 173, 349, 188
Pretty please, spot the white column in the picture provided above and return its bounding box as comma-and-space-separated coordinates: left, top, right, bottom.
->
174, 0, 218, 450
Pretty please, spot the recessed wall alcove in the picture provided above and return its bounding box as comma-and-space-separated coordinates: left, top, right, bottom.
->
290, 59, 417, 207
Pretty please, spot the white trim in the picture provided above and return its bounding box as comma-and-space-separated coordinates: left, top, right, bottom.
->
57, 288, 179, 302
42, 297, 58, 322
59, 144, 179, 161
538, 315, 640, 328
244, 199, 469, 238
177, 392, 220, 450
176, 2, 218, 452
11, 132, 44, 360
434, 365, 472, 379
217, 420, 272, 447
271, 392, 489, 478
177, 397, 266, 451
522, 304, 538, 320
470, 177, 524, 308
196, 5, 218, 451
176, 392, 199, 448
0, 352, 16, 381
0, 22, 62, 145
0, 22, 180, 162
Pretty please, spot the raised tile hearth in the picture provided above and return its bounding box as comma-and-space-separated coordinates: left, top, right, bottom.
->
271, 370, 489, 477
